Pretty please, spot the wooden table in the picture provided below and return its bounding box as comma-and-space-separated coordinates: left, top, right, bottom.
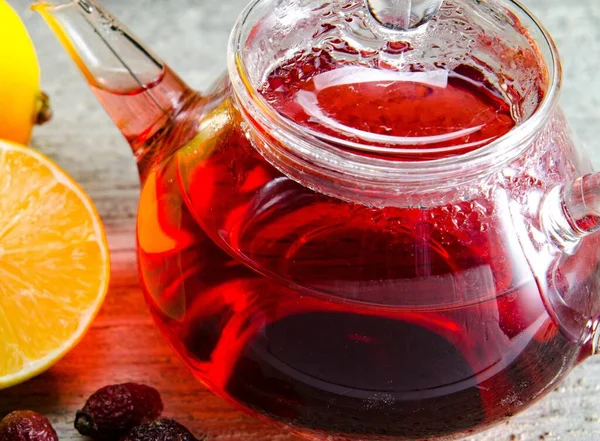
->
2, 0, 600, 440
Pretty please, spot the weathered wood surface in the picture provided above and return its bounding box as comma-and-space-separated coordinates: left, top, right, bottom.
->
1, 0, 600, 440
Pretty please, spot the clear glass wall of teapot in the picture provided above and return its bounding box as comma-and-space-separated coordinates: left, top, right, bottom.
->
34, 0, 600, 439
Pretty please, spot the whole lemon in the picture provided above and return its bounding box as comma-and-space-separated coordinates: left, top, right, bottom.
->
0, 0, 51, 144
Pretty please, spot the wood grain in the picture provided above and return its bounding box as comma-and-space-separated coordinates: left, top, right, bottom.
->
2, 0, 600, 440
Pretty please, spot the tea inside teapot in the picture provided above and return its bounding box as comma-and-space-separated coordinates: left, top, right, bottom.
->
261, 60, 516, 158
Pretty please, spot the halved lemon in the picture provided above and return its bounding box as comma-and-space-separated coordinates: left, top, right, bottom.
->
0, 140, 109, 389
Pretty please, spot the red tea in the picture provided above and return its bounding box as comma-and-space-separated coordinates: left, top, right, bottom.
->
135, 58, 587, 440
259, 51, 516, 158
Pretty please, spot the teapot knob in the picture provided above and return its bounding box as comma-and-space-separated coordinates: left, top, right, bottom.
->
365, 0, 444, 31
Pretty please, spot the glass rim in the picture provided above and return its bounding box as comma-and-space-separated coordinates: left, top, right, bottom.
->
227, 0, 562, 183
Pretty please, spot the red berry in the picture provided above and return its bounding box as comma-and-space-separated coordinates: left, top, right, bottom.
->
0, 411, 58, 441
75, 383, 163, 440
122, 419, 206, 441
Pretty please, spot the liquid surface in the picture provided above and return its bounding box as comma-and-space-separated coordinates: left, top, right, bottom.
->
259, 51, 516, 158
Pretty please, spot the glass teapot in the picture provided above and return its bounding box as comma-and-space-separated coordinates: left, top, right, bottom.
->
36, 0, 600, 439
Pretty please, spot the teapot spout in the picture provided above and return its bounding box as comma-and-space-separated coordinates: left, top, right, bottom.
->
34, 0, 195, 175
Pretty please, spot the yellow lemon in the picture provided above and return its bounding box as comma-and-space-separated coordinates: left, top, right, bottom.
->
0, 0, 51, 144
0, 140, 110, 389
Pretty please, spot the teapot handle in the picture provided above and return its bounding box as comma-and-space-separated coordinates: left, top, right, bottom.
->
540, 174, 600, 356
542, 173, 600, 253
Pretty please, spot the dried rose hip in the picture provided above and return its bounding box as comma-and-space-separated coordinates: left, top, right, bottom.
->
0, 411, 58, 441
122, 419, 206, 441
75, 383, 163, 440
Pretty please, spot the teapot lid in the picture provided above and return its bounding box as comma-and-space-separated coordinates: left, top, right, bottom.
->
231, 0, 553, 159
